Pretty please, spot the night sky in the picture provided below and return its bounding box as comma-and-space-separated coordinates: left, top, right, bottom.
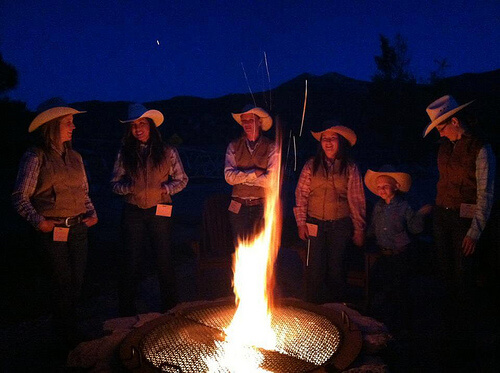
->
1, 0, 499, 110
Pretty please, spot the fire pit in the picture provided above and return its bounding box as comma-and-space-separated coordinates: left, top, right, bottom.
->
119, 298, 362, 372
119, 129, 362, 372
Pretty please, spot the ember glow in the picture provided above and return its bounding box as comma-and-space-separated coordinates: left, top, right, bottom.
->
206, 126, 283, 371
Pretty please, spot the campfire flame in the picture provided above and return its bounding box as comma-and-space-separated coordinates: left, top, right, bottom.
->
205, 123, 283, 371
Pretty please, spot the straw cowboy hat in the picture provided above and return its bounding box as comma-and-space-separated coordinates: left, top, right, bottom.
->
120, 103, 164, 127
311, 120, 357, 146
423, 95, 474, 137
28, 97, 86, 133
231, 104, 273, 131
364, 166, 412, 195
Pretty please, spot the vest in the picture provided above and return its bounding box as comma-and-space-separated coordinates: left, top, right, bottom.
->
436, 135, 483, 209
307, 159, 351, 221
231, 136, 273, 198
31, 147, 88, 218
125, 147, 173, 209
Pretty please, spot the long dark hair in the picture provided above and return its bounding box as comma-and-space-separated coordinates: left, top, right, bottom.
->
312, 134, 352, 176
120, 118, 166, 177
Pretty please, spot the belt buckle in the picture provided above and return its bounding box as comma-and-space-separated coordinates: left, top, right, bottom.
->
64, 217, 71, 227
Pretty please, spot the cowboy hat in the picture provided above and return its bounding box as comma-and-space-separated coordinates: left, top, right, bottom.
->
311, 120, 357, 146
231, 104, 273, 131
120, 103, 164, 127
423, 95, 474, 137
364, 167, 412, 195
28, 97, 86, 133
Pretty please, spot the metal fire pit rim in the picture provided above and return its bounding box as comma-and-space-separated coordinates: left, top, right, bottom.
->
119, 298, 362, 372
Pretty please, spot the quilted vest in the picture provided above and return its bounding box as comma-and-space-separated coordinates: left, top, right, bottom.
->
436, 134, 483, 209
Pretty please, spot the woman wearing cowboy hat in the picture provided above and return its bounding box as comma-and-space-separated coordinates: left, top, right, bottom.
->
294, 120, 366, 304
424, 95, 495, 273
111, 103, 188, 316
12, 97, 98, 347
423, 95, 496, 356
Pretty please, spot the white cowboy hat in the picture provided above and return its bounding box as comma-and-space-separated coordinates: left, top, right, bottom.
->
311, 120, 357, 146
120, 103, 164, 127
364, 168, 412, 195
423, 95, 474, 137
231, 104, 273, 131
29, 97, 86, 133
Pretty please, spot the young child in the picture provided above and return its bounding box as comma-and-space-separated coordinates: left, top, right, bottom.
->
364, 167, 432, 333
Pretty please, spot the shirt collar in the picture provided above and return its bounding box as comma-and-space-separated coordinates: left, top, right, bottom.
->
385, 193, 404, 205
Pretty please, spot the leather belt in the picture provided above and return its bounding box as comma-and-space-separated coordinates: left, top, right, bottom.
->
48, 214, 84, 227
380, 247, 404, 256
232, 197, 264, 206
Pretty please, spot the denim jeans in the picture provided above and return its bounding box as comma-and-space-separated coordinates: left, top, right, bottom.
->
305, 216, 353, 303
228, 203, 264, 247
119, 203, 177, 316
433, 206, 477, 343
38, 222, 88, 340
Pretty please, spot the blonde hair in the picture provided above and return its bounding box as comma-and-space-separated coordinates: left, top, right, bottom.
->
38, 116, 69, 151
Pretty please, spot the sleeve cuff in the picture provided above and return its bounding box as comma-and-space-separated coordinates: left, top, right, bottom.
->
466, 228, 481, 241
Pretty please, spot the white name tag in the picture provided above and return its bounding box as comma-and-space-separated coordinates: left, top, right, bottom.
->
228, 200, 242, 214
306, 223, 318, 237
53, 227, 70, 242
460, 203, 476, 219
156, 204, 172, 217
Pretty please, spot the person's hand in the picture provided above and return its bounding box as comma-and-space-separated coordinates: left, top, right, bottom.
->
37, 220, 55, 233
298, 224, 309, 241
254, 168, 266, 177
352, 230, 365, 247
83, 216, 98, 228
462, 236, 477, 256
418, 204, 433, 216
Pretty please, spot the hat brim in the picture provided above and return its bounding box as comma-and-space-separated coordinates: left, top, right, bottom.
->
231, 107, 273, 131
311, 126, 357, 146
29, 107, 86, 133
364, 169, 412, 195
423, 100, 474, 137
120, 109, 164, 127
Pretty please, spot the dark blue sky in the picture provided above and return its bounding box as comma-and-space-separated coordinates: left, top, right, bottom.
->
1, 0, 499, 110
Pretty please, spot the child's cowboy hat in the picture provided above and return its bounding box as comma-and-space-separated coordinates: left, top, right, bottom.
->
423, 95, 474, 137
231, 104, 273, 131
311, 120, 357, 146
28, 97, 86, 133
364, 167, 412, 195
120, 103, 164, 127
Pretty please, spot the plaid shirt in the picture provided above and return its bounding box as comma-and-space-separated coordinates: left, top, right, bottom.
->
294, 158, 366, 234
111, 145, 188, 196
468, 144, 496, 240
12, 147, 97, 228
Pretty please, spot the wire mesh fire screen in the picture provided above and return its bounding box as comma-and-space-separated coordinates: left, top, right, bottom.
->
120, 299, 362, 372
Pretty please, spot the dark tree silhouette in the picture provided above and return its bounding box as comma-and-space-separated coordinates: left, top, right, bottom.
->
430, 58, 451, 84
372, 34, 415, 84
0, 53, 18, 94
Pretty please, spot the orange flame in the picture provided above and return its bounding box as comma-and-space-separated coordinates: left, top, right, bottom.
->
205, 120, 283, 370
226, 122, 282, 349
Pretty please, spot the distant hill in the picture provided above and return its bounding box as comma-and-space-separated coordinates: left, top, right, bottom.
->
4, 69, 499, 176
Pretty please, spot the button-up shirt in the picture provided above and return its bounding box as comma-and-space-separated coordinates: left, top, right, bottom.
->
367, 194, 424, 250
